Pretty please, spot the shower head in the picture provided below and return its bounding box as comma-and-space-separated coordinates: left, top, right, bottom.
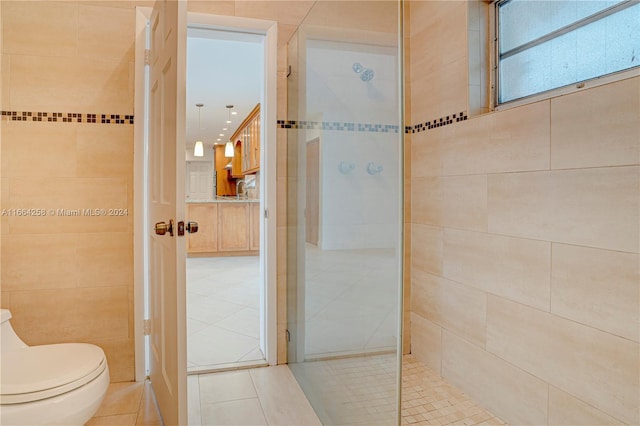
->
360, 68, 374, 82
352, 62, 374, 82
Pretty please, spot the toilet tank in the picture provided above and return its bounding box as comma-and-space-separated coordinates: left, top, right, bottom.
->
0, 309, 29, 351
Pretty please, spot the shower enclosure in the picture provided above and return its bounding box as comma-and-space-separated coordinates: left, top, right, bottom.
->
286, 2, 404, 424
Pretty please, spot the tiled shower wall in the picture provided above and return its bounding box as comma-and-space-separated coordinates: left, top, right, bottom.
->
0, 0, 315, 381
407, 1, 639, 425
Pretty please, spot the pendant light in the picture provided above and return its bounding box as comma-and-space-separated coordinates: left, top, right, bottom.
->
224, 105, 234, 157
193, 103, 204, 157
194, 141, 204, 157
225, 141, 234, 157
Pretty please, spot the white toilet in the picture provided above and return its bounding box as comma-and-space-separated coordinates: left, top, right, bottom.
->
0, 309, 110, 425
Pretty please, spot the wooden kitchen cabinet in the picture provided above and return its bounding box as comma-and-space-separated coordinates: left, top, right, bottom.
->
250, 116, 260, 171
218, 203, 250, 252
229, 103, 260, 175
187, 203, 218, 253
250, 202, 260, 251
231, 141, 243, 178
215, 145, 236, 196
187, 201, 259, 256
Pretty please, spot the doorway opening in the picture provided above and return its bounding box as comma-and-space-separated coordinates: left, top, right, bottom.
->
184, 28, 267, 373
134, 7, 279, 386
134, 5, 278, 422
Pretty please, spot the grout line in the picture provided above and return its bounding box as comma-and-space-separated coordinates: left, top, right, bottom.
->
546, 382, 551, 424
133, 382, 145, 425
196, 371, 203, 425
248, 369, 270, 425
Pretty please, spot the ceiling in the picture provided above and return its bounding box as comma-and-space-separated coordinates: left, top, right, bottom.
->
186, 28, 263, 152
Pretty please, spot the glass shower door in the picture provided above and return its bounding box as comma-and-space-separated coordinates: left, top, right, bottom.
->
286, 2, 404, 424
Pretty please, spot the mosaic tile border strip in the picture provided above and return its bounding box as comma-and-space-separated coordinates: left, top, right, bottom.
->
1, 111, 134, 124
276, 111, 468, 135
408, 111, 468, 133
3, 110, 465, 132
277, 119, 400, 133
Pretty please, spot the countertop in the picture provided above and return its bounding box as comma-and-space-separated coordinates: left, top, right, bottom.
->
186, 197, 259, 204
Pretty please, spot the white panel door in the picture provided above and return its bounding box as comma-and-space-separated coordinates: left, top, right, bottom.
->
187, 162, 212, 200
148, 0, 187, 425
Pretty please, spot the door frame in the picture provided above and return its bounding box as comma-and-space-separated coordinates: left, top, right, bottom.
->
134, 8, 279, 381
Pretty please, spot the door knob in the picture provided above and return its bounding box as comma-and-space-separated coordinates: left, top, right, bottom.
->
154, 220, 174, 236
186, 221, 198, 234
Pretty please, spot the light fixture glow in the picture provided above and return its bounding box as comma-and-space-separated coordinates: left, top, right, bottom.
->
231, 111, 238, 115
219, 133, 225, 137
216, 138, 222, 141
225, 141, 234, 157
194, 140, 204, 157
194, 103, 204, 157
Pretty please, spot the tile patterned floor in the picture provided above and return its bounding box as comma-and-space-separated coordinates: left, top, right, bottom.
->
87, 381, 162, 426
99, 250, 500, 425
289, 353, 399, 425
186, 247, 399, 367
402, 355, 505, 426
188, 365, 321, 426
304, 245, 399, 358
290, 354, 506, 426
90, 355, 505, 426
186, 256, 264, 371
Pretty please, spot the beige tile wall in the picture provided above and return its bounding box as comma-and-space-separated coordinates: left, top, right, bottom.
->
1, 0, 315, 382
407, 1, 640, 424
410, 0, 468, 122
442, 331, 549, 426
1, 0, 136, 382
488, 296, 639, 424
412, 270, 486, 347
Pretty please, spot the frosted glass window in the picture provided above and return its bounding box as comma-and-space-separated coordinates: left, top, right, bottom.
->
497, 0, 640, 104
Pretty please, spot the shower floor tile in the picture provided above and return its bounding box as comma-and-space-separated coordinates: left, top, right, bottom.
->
289, 353, 507, 425
402, 355, 506, 426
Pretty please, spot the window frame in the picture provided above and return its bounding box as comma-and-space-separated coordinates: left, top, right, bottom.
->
491, 0, 640, 110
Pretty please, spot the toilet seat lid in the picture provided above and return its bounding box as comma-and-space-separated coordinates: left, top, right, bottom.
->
1, 343, 107, 404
